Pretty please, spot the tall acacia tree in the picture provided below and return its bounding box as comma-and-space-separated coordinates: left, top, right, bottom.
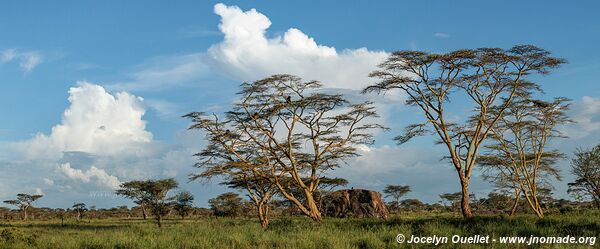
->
479, 98, 570, 218
185, 74, 383, 222
363, 45, 565, 218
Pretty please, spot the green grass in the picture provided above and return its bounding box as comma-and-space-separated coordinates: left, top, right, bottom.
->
0, 211, 598, 248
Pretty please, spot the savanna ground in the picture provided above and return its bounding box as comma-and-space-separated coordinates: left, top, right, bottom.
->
0, 211, 598, 249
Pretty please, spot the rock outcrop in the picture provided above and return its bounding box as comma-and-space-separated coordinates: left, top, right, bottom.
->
322, 189, 389, 219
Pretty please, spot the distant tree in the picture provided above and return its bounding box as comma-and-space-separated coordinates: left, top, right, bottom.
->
364, 45, 565, 218
401, 199, 425, 211
383, 185, 411, 211
3, 193, 43, 220
568, 145, 600, 210
439, 192, 462, 211
115, 181, 149, 219
487, 192, 513, 213
185, 74, 384, 222
173, 191, 195, 219
140, 178, 178, 228
72, 203, 87, 220
117, 179, 178, 227
209, 192, 243, 217
55, 208, 67, 226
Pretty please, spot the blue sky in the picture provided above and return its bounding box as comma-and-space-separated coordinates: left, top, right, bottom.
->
1, 1, 599, 208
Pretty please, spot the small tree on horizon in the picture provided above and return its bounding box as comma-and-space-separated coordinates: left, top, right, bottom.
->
173, 191, 195, 219
141, 178, 178, 228
3, 193, 43, 220
209, 192, 243, 217
116, 178, 178, 228
72, 203, 87, 221
383, 185, 411, 212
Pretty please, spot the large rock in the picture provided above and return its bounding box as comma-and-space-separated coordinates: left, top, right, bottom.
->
322, 189, 389, 219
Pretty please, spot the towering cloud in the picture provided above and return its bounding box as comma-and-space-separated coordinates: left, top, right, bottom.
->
16, 82, 152, 160
207, 3, 388, 90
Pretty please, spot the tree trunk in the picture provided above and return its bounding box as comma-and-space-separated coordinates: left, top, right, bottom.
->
303, 189, 322, 222
258, 203, 269, 229
156, 215, 162, 228
510, 191, 520, 216
141, 204, 147, 220
459, 180, 473, 218
22, 207, 28, 221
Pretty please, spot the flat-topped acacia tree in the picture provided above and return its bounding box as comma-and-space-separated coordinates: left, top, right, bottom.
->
3, 193, 43, 220
185, 74, 384, 222
363, 45, 565, 218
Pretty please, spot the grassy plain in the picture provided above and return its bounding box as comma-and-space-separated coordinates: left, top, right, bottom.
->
0, 211, 598, 248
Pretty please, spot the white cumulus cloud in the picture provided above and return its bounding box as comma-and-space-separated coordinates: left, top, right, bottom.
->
57, 163, 121, 189
208, 3, 388, 90
16, 82, 152, 160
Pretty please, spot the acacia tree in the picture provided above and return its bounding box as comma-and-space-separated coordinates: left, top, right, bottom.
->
363, 45, 565, 218
383, 185, 411, 211
3, 193, 43, 220
140, 178, 178, 228
479, 98, 569, 218
209, 192, 243, 217
185, 74, 383, 222
72, 203, 87, 220
115, 181, 149, 219
568, 144, 600, 209
439, 192, 462, 211
173, 191, 194, 219
221, 176, 276, 228
116, 179, 178, 227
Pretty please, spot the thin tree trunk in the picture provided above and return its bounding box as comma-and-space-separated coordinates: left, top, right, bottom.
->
156, 215, 162, 228
258, 203, 269, 229
141, 203, 147, 220
22, 207, 28, 221
510, 190, 520, 216
459, 180, 473, 218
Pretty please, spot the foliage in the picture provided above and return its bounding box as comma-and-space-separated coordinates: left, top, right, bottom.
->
185, 74, 384, 222
383, 185, 411, 211
568, 144, 600, 209
173, 191, 195, 219
209, 192, 244, 217
364, 45, 566, 218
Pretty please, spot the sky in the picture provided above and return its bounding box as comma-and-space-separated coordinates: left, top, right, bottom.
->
1, 1, 599, 209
